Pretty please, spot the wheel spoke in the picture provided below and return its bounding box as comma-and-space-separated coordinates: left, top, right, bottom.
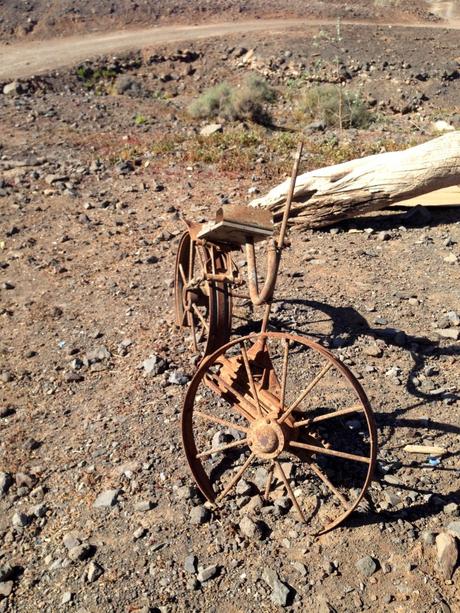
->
293, 404, 363, 428
178, 263, 187, 285
279, 361, 333, 424
188, 310, 198, 352
290, 440, 371, 464
203, 375, 255, 422
240, 342, 262, 417
264, 461, 275, 500
210, 245, 216, 275
196, 438, 248, 459
188, 239, 195, 279
275, 460, 306, 522
194, 410, 249, 433
279, 338, 290, 414
216, 452, 255, 502
192, 303, 210, 332
208, 372, 258, 420
306, 459, 349, 509
196, 244, 207, 275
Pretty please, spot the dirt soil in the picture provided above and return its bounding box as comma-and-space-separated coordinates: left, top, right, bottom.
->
0, 8, 460, 613
0, 0, 439, 43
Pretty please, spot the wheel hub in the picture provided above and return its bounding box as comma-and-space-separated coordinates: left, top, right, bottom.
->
248, 417, 286, 459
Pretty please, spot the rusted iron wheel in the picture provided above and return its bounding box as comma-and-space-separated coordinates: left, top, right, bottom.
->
182, 331, 377, 535
174, 231, 232, 356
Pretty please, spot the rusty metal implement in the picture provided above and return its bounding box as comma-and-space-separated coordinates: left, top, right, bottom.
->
174, 143, 377, 535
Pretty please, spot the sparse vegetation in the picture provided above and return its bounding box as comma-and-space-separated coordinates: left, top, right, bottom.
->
296, 85, 372, 129
134, 113, 148, 126
76, 64, 118, 91
188, 74, 276, 123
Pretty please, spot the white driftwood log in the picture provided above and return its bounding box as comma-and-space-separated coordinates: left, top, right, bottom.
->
249, 133, 460, 228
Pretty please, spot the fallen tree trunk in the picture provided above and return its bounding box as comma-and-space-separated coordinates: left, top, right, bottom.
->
249, 132, 460, 228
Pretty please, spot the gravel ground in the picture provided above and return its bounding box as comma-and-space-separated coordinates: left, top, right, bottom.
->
0, 18, 459, 613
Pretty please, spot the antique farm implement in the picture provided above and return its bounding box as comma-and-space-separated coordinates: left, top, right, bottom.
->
175, 143, 377, 535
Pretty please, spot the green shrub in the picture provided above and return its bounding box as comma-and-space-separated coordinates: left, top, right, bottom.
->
296, 85, 371, 129
188, 75, 275, 123
134, 113, 148, 126
76, 64, 118, 92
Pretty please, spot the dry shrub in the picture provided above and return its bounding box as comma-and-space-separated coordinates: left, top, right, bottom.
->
297, 85, 371, 129
188, 75, 275, 123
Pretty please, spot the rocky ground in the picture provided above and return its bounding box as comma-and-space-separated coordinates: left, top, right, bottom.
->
0, 14, 460, 613
0, 0, 438, 43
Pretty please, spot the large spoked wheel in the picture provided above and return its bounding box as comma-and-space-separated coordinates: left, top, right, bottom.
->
175, 231, 232, 356
182, 332, 377, 535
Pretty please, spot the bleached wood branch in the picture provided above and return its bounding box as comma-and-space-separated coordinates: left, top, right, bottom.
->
249, 133, 460, 228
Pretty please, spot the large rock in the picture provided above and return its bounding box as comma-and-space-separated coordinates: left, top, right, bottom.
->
436, 532, 458, 579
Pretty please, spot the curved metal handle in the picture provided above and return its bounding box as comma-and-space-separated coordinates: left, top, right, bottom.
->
245, 238, 280, 306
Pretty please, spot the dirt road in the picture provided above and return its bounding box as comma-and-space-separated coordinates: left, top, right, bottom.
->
1, 16, 460, 81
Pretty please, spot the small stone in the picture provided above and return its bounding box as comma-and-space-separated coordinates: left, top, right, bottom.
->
292, 561, 307, 576
239, 516, 264, 540
63, 533, 81, 550
142, 355, 166, 376
31, 503, 47, 518
1, 282, 14, 290
184, 554, 197, 574
86, 561, 104, 583
444, 502, 459, 516
65, 372, 84, 383
435, 328, 460, 340
15, 472, 35, 489
447, 520, 460, 539
447, 311, 460, 326
444, 253, 458, 264
167, 371, 189, 385
12, 511, 31, 528
93, 489, 120, 508
0, 581, 13, 598
262, 568, 291, 607
0, 405, 16, 418
3, 81, 22, 95
133, 527, 147, 540
0, 472, 12, 497
356, 555, 378, 577
235, 479, 253, 496
421, 530, 436, 545
61, 591, 73, 604
200, 123, 223, 137
364, 343, 383, 357
436, 532, 458, 579
1, 370, 14, 383
0, 564, 15, 583
190, 505, 210, 525
68, 544, 93, 562
86, 345, 111, 362
197, 564, 219, 582
134, 500, 154, 512
378, 231, 391, 241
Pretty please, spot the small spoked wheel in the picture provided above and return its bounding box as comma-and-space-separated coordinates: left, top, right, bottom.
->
182, 331, 377, 535
174, 231, 232, 356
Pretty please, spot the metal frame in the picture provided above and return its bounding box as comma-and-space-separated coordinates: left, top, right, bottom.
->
174, 142, 378, 534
